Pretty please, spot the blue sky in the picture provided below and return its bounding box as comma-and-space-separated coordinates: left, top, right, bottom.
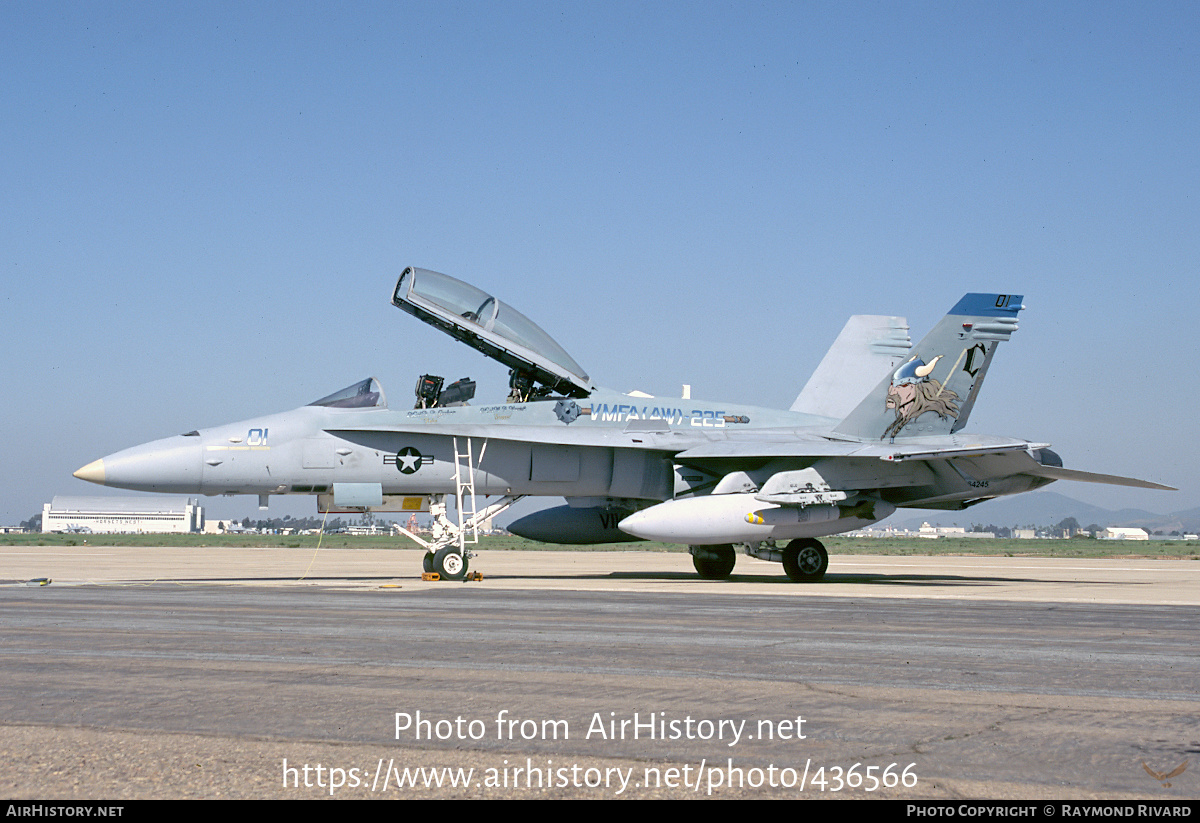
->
2, 1, 1195, 525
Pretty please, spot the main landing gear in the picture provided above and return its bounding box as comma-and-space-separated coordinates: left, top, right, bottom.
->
781, 538, 828, 582
690, 544, 737, 580
690, 538, 829, 582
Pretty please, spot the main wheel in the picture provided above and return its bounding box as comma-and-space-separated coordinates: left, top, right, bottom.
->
781, 538, 828, 582
432, 547, 469, 581
691, 544, 736, 580
422, 552, 435, 573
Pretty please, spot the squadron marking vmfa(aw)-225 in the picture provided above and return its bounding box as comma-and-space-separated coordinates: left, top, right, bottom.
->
75, 268, 1172, 580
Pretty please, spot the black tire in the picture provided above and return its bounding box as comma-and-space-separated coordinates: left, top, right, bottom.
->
781, 538, 828, 582
422, 552, 435, 573
432, 547, 468, 581
691, 544, 736, 580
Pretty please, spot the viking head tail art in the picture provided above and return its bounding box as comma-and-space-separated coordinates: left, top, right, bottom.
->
883, 355, 960, 438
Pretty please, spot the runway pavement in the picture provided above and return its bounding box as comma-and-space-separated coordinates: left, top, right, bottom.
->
3, 544, 1199, 604
1, 546, 1198, 799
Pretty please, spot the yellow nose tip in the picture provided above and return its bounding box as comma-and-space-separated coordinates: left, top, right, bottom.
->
73, 459, 106, 484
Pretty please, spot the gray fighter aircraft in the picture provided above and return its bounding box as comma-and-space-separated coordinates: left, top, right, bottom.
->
74, 267, 1173, 581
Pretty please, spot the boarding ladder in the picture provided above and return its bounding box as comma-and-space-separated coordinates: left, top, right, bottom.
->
453, 436, 483, 550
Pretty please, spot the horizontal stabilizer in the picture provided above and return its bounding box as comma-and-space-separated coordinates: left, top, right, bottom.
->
1021, 464, 1176, 491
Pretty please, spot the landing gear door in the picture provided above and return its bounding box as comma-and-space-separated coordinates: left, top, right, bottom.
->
392, 267, 593, 398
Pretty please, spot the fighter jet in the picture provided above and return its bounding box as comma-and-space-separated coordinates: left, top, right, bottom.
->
74, 267, 1173, 581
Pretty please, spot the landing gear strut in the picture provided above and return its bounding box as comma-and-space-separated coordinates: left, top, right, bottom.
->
395, 492, 525, 580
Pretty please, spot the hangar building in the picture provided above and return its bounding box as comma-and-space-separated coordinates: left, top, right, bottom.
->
42, 496, 204, 534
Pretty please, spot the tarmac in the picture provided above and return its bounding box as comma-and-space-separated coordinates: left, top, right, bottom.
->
3, 545, 1199, 604
2, 546, 1198, 799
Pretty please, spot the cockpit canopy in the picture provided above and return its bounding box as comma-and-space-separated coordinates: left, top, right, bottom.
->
308, 377, 387, 409
392, 267, 592, 398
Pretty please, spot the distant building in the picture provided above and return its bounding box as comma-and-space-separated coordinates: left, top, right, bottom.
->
346, 524, 391, 536
42, 496, 203, 534
917, 522, 968, 538
1101, 527, 1148, 540
203, 519, 250, 534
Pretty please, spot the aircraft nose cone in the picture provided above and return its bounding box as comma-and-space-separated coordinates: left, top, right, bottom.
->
76, 438, 204, 493
74, 459, 106, 485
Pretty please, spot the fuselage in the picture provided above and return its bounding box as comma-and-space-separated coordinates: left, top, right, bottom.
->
75, 381, 1048, 513
76, 385, 823, 498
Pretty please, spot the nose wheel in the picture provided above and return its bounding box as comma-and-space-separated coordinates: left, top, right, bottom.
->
430, 547, 469, 581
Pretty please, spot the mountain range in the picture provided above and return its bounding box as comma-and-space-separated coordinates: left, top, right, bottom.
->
887, 490, 1200, 535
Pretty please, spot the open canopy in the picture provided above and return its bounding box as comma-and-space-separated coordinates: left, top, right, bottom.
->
391, 267, 592, 398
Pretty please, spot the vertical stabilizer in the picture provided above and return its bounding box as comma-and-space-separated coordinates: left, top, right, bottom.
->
833, 294, 1023, 440
791, 315, 911, 420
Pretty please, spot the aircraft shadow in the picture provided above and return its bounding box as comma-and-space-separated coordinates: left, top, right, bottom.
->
477, 570, 1129, 587
58, 572, 1131, 588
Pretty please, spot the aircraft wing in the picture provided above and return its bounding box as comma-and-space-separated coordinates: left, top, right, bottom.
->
673, 436, 1043, 461
674, 436, 1175, 491
326, 422, 944, 458
335, 418, 1174, 491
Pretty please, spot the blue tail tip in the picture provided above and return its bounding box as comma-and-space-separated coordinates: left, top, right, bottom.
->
949, 293, 1024, 317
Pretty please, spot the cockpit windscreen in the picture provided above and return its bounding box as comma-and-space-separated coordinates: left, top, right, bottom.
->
308, 377, 387, 409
